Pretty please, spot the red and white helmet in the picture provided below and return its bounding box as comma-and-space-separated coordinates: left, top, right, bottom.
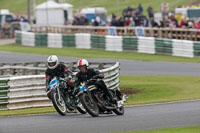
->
77, 59, 89, 68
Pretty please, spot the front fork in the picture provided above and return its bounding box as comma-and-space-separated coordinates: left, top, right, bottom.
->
57, 87, 62, 102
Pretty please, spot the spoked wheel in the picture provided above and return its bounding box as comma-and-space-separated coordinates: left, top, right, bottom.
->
51, 90, 67, 116
79, 92, 99, 117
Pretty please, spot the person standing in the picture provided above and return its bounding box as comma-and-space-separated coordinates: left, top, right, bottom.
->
147, 6, 154, 27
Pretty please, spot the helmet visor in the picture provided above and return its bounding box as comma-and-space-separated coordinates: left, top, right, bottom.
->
48, 62, 56, 67
78, 65, 86, 69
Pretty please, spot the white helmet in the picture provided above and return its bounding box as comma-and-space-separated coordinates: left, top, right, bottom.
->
47, 55, 59, 69
77, 59, 89, 68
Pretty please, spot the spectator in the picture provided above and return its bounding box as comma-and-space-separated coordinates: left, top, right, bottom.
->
187, 20, 193, 28
129, 17, 135, 27
179, 16, 186, 28
196, 19, 200, 29
143, 16, 149, 27
147, 6, 154, 26
124, 17, 131, 26
193, 18, 200, 29
20, 16, 27, 22
72, 15, 89, 25
172, 16, 178, 27
72, 16, 79, 25
138, 4, 143, 14
116, 17, 124, 27
168, 18, 176, 28
95, 15, 101, 25
134, 16, 140, 26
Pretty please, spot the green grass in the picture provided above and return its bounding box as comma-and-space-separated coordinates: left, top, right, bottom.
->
1, 75, 200, 117
120, 75, 200, 105
119, 126, 200, 133
1, 44, 200, 63
0, 0, 197, 16
0, 107, 55, 117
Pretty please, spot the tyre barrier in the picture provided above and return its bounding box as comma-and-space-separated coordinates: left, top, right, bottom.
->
0, 62, 120, 110
15, 30, 200, 58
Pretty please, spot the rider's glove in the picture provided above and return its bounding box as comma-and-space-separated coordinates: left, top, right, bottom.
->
92, 75, 99, 79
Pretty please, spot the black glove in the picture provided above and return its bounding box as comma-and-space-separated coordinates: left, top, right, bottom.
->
92, 74, 104, 79
92, 75, 99, 79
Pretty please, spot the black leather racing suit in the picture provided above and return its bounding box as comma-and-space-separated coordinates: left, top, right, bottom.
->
45, 64, 72, 92
74, 68, 114, 101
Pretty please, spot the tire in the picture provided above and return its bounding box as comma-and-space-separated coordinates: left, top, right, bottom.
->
112, 95, 124, 115
51, 90, 67, 116
113, 106, 124, 115
79, 92, 99, 117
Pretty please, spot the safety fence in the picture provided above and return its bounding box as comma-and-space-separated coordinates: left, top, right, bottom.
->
0, 62, 119, 110
16, 30, 200, 58
31, 25, 200, 41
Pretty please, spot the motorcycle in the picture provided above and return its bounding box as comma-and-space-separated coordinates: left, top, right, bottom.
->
78, 79, 126, 117
47, 76, 86, 116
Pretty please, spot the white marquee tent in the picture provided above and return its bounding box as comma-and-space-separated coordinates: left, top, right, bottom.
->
35, 0, 73, 25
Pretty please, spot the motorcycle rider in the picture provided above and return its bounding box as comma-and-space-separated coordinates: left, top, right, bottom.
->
74, 59, 117, 105
45, 55, 72, 99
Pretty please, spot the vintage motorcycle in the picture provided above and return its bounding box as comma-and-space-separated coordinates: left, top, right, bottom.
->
78, 79, 126, 117
48, 76, 86, 116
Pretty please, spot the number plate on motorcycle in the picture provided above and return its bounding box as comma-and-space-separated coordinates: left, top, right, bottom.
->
49, 78, 58, 90
117, 100, 124, 108
80, 84, 86, 91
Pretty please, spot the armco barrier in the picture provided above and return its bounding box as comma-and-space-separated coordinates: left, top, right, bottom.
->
0, 79, 9, 110
15, 30, 200, 58
0, 62, 120, 110
7, 75, 50, 110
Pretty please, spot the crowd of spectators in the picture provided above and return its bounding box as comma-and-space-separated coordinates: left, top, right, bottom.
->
72, 4, 200, 29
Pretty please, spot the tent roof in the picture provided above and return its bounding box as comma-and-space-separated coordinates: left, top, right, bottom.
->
36, 0, 73, 10
80, 7, 107, 14
60, 3, 73, 8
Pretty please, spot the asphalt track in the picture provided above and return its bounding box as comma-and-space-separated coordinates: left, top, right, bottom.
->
0, 100, 200, 133
1, 51, 200, 76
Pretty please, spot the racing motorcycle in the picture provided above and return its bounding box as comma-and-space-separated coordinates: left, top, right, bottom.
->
47, 76, 86, 116
78, 79, 126, 117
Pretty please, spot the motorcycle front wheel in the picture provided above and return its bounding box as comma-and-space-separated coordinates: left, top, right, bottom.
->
79, 92, 99, 117
51, 90, 67, 116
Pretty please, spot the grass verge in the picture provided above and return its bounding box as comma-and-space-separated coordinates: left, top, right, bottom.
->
1, 44, 200, 63
0, 107, 55, 117
120, 75, 200, 105
119, 126, 200, 133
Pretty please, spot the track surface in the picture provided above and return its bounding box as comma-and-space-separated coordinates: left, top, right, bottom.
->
0, 100, 200, 133
1, 51, 200, 76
